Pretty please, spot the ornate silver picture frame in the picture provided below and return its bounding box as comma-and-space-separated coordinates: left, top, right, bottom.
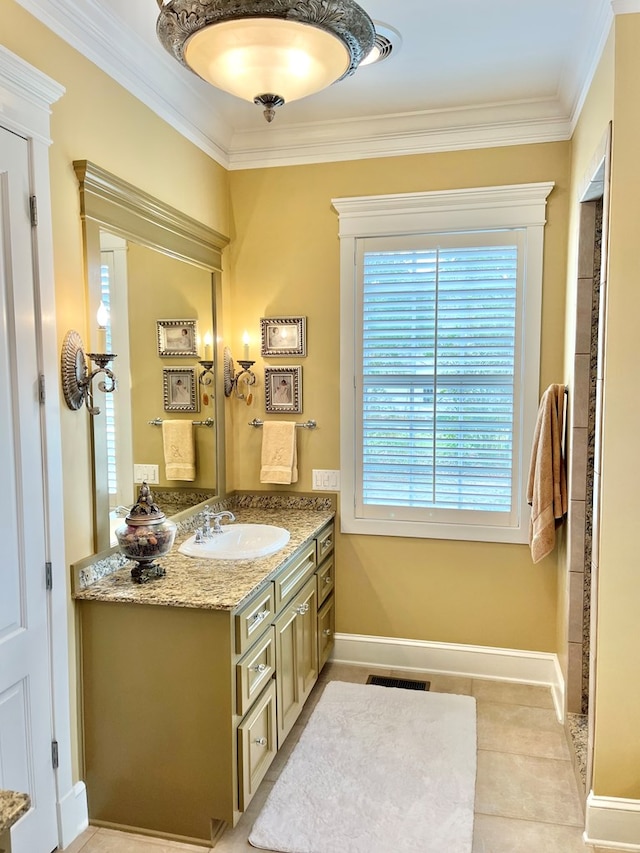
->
260, 316, 307, 357
264, 366, 302, 413
163, 367, 199, 412
157, 319, 198, 357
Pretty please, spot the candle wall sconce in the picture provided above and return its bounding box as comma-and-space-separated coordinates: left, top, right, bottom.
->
198, 359, 214, 386
223, 346, 256, 400
61, 330, 117, 416
199, 331, 215, 385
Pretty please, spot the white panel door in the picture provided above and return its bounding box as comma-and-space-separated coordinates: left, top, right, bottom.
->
0, 126, 58, 853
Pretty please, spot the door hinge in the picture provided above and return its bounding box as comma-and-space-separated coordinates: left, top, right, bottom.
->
51, 740, 59, 770
30, 195, 38, 227
45, 562, 53, 591
39, 374, 46, 404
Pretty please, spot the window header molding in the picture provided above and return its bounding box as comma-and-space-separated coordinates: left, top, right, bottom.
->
332, 182, 555, 238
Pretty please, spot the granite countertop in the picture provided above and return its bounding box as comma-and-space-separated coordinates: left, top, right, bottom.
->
72, 507, 334, 612
0, 790, 30, 834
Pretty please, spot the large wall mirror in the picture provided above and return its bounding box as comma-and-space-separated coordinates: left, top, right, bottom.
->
74, 161, 229, 553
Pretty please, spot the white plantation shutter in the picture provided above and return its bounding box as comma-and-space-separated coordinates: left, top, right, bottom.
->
100, 259, 117, 498
360, 238, 518, 518
335, 184, 552, 543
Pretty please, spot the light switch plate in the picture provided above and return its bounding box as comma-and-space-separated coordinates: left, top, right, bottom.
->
134, 463, 159, 484
312, 469, 340, 491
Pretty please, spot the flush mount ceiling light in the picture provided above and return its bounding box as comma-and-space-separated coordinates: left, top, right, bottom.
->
155, 0, 375, 122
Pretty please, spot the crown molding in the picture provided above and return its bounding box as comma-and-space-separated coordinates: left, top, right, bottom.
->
563, 0, 613, 133
0, 43, 65, 143
14, 0, 233, 167
612, 0, 640, 13
228, 102, 572, 170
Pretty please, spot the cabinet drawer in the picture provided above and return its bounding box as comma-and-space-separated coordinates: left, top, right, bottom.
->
237, 680, 277, 811
317, 524, 334, 563
274, 542, 316, 611
317, 595, 335, 672
234, 584, 275, 656
236, 627, 275, 717
316, 555, 334, 607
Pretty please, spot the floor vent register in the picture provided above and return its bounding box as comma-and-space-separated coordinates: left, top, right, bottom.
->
367, 675, 430, 691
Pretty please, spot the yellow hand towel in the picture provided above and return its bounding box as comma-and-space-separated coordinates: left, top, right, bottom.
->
527, 384, 567, 563
162, 419, 196, 481
260, 421, 298, 485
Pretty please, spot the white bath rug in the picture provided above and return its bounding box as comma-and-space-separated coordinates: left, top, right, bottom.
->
249, 680, 477, 853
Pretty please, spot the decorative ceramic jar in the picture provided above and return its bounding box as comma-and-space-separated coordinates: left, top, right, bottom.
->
115, 482, 177, 583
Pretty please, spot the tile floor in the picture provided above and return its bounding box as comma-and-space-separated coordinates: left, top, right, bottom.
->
60, 664, 619, 853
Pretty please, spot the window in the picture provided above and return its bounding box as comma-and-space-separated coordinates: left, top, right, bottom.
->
100, 259, 117, 499
334, 183, 554, 543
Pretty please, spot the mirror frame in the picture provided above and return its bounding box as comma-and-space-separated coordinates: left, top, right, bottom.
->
74, 160, 229, 553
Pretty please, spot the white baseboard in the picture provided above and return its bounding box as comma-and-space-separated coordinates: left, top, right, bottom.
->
57, 781, 88, 850
584, 791, 640, 850
332, 632, 565, 721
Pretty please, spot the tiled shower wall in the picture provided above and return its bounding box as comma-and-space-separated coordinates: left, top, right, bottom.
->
566, 199, 602, 716
567, 200, 602, 714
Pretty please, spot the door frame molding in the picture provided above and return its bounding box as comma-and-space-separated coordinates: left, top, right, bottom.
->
0, 45, 88, 847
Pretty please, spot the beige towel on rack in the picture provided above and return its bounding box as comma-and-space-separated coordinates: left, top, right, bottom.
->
527, 384, 568, 563
162, 419, 196, 481
260, 421, 298, 484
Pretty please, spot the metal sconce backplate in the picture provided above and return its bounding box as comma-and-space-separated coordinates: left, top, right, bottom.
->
61, 330, 88, 410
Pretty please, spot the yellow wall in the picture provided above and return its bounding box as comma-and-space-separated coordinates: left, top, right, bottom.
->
229, 142, 570, 652
590, 13, 640, 798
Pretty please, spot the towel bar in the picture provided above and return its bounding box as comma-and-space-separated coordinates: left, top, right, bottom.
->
148, 418, 214, 427
248, 418, 317, 430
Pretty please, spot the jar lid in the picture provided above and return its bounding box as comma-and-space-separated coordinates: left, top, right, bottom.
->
125, 482, 167, 526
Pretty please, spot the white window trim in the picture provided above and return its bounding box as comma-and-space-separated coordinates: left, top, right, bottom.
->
333, 183, 554, 544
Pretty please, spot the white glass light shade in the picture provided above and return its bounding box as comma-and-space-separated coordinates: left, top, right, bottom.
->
184, 19, 350, 105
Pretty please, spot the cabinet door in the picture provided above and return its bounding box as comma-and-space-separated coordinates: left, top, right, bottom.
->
297, 576, 318, 705
274, 576, 318, 746
274, 594, 301, 746
317, 594, 335, 671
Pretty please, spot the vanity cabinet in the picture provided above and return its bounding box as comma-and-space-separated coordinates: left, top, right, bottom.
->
79, 519, 335, 845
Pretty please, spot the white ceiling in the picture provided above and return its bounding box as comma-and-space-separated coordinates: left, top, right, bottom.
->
17, 0, 614, 169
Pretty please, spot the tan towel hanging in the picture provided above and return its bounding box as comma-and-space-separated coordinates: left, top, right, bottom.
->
527, 384, 567, 563
260, 421, 298, 484
162, 419, 196, 481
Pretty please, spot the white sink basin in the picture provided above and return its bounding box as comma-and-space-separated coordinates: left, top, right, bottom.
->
178, 524, 290, 561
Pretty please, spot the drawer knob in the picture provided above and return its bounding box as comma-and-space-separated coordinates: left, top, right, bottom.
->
251, 663, 268, 673
322, 537, 332, 551
254, 737, 268, 746
323, 628, 333, 637
295, 603, 310, 615
249, 609, 269, 628
324, 575, 332, 585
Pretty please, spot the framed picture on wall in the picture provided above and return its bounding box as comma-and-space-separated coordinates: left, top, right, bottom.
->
163, 367, 199, 412
157, 319, 198, 357
264, 366, 302, 413
260, 316, 307, 357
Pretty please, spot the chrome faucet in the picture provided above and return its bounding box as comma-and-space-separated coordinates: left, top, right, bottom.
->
199, 507, 235, 539
210, 510, 236, 533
